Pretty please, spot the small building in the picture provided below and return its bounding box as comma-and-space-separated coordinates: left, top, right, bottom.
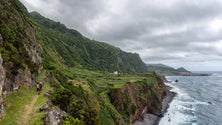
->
113, 71, 118, 75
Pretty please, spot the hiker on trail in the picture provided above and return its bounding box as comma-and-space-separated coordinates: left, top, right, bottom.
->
36, 82, 40, 95
39, 82, 44, 91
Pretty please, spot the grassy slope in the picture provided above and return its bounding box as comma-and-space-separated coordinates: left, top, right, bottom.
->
0, 59, 146, 125
28, 82, 52, 125
0, 87, 36, 125
0, 64, 164, 125
43, 60, 156, 124
0, 71, 52, 125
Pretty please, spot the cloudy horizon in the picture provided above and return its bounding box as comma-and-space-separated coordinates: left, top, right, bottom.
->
20, 0, 222, 71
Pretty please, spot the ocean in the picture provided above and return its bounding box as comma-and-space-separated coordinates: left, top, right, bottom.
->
159, 72, 222, 125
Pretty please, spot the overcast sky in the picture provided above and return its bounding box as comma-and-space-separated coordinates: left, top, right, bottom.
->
20, 0, 222, 71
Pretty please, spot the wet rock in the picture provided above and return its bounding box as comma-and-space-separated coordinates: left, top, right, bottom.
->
44, 108, 69, 125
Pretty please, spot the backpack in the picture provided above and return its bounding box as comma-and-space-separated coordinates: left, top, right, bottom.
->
39, 83, 42, 88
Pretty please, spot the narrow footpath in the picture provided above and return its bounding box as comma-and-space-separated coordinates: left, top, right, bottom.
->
19, 95, 39, 125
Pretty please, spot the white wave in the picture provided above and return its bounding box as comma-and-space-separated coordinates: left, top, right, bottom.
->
192, 101, 209, 105
166, 82, 192, 100
212, 73, 218, 76
210, 73, 222, 78
159, 98, 197, 125
159, 81, 198, 125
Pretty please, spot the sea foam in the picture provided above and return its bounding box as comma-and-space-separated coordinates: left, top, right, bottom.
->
159, 80, 199, 125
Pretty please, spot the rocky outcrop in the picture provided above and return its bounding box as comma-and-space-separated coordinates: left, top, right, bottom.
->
0, 54, 5, 91
23, 31, 43, 74
44, 108, 69, 125
42, 90, 67, 125
0, 0, 43, 91
0, 54, 5, 117
0, 34, 2, 45
39, 102, 51, 112
15, 68, 32, 88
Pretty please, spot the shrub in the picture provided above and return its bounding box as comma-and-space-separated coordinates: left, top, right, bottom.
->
51, 88, 73, 111
63, 117, 84, 125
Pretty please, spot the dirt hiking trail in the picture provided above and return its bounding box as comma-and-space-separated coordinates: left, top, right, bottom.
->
19, 95, 39, 125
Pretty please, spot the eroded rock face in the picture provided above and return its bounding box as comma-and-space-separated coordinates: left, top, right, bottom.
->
0, 0, 43, 90
0, 34, 3, 45
15, 68, 32, 88
3, 67, 33, 92
0, 54, 4, 95
44, 108, 69, 125
0, 54, 5, 117
24, 39, 43, 74
108, 73, 167, 124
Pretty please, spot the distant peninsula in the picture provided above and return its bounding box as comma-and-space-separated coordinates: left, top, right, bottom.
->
147, 64, 210, 76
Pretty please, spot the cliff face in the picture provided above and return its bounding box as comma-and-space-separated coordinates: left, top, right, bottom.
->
0, 0, 43, 118
0, 0, 42, 115
0, 54, 5, 117
108, 73, 167, 123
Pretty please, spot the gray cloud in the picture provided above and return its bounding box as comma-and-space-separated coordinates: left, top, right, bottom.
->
20, 0, 222, 71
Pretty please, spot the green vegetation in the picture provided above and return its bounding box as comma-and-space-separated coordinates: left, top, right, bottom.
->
47, 64, 165, 124
30, 11, 147, 73
0, 1, 168, 124
28, 83, 52, 125
0, 83, 52, 125
147, 63, 192, 75
0, 0, 41, 88
0, 87, 36, 125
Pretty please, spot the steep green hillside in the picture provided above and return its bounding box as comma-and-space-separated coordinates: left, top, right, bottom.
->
31, 11, 147, 73
0, 0, 169, 125
0, 0, 42, 90
147, 64, 175, 72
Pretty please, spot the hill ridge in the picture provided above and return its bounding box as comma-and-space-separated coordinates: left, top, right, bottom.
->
30, 11, 147, 73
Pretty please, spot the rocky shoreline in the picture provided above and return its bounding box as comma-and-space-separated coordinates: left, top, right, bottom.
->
134, 86, 176, 125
